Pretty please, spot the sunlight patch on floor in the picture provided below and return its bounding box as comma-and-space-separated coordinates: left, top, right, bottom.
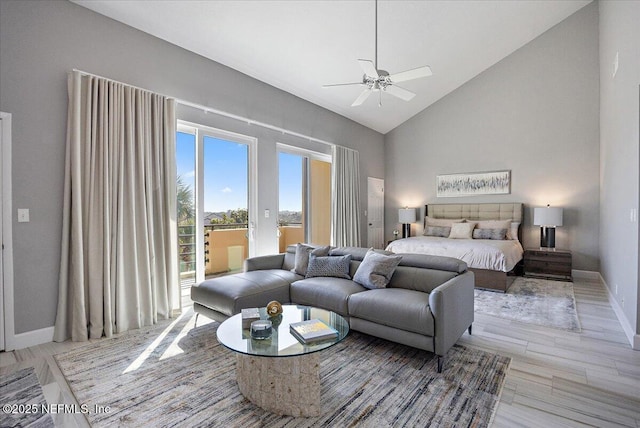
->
122, 311, 188, 374
159, 314, 200, 361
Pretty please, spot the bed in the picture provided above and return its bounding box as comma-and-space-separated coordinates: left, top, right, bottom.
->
386, 203, 524, 292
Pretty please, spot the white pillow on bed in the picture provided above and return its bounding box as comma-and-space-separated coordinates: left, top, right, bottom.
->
449, 222, 476, 239
425, 216, 465, 228
507, 222, 520, 240
475, 219, 512, 230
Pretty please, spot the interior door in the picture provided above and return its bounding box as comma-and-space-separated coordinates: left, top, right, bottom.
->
367, 177, 385, 249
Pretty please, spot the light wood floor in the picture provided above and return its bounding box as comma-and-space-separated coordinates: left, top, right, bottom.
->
1, 277, 638, 427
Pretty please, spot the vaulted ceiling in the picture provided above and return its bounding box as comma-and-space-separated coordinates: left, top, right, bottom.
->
73, 0, 591, 134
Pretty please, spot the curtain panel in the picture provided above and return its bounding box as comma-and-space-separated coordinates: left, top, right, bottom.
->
54, 71, 178, 342
331, 145, 361, 247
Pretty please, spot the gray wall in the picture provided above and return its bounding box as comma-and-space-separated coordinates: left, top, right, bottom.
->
599, 0, 640, 338
384, 3, 600, 271
0, 0, 384, 334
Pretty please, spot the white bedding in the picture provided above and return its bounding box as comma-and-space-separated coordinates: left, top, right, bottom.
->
385, 236, 524, 272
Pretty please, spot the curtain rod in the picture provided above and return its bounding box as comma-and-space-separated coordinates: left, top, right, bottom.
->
72, 68, 336, 148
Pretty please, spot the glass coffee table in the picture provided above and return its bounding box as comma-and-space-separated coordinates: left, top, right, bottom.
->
216, 305, 349, 417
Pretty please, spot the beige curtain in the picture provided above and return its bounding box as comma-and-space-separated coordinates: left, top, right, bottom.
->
54, 71, 178, 342
331, 145, 361, 247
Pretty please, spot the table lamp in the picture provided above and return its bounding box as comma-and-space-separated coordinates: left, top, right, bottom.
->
398, 207, 416, 238
533, 205, 563, 249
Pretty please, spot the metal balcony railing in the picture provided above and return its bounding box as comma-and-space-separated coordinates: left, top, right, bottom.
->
178, 223, 304, 275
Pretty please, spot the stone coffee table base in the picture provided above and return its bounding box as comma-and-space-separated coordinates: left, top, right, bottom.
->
235, 352, 321, 417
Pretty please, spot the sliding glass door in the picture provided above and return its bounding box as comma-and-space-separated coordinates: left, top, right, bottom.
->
278, 146, 331, 250
177, 122, 256, 287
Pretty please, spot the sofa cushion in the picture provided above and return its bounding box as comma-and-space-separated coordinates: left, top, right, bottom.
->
306, 254, 351, 279
348, 288, 434, 336
353, 250, 402, 289
191, 270, 297, 317
290, 277, 366, 317
388, 265, 458, 294
291, 244, 330, 276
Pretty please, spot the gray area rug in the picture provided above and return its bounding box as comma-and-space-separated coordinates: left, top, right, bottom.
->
475, 277, 581, 332
55, 311, 510, 427
0, 367, 55, 428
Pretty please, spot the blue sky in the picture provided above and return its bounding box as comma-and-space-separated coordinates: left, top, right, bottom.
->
176, 132, 302, 213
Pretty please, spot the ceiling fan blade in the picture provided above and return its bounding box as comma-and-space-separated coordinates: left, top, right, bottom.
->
385, 85, 416, 101
351, 89, 372, 106
389, 65, 432, 83
358, 59, 379, 78
322, 82, 364, 88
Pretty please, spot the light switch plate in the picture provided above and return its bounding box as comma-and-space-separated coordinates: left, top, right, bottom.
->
18, 208, 30, 223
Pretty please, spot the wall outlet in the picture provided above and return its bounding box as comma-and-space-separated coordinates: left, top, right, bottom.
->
17, 208, 30, 223
264, 209, 270, 218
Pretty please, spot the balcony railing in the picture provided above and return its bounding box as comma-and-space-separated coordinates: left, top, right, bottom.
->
178, 223, 304, 279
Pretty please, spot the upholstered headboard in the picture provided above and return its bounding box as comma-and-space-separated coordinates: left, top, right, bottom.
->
425, 203, 524, 240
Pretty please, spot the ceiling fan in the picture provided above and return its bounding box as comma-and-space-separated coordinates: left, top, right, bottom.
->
323, 0, 432, 107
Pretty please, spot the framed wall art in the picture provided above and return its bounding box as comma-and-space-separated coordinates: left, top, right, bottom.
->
436, 170, 511, 197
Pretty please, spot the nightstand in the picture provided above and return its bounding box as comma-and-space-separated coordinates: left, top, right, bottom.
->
523, 248, 572, 281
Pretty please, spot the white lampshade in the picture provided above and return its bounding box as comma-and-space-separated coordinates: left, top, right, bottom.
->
533, 206, 563, 227
398, 207, 416, 224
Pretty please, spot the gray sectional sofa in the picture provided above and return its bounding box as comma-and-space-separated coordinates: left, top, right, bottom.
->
191, 245, 475, 372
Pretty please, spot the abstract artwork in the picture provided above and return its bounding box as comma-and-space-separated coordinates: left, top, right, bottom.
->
436, 170, 510, 197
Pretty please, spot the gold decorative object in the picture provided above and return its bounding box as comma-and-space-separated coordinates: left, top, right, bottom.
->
266, 300, 283, 316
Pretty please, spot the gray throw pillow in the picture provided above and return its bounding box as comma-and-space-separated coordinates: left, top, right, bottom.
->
424, 226, 451, 238
353, 249, 403, 289
472, 228, 508, 240
305, 254, 351, 279
291, 244, 330, 276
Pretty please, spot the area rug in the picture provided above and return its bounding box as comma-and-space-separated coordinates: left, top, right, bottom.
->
55, 312, 510, 427
474, 277, 581, 332
0, 367, 55, 428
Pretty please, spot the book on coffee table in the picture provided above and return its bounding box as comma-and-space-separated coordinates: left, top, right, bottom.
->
289, 319, 338, 344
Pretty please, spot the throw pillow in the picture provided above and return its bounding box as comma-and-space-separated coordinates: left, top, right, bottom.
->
506, 222, 520, 240
291, 244, 330, 276
353, 249, 403, 289
305, 254, 352, 279
424, 226, 451, 238
449, 222, 476, 239
474, 219, 512, 240
472, 228, 508, 240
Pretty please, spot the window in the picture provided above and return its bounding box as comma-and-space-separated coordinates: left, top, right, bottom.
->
277, 145, 331, 250
177, 122, 257, 286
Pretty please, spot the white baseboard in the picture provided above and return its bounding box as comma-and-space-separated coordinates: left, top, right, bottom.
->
571, 269, 600, 281
599, 274, 640, 350
11, 326, 54, 350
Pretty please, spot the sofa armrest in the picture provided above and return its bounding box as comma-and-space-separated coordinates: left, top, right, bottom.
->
428, 271, 475, 356
243, 254, 286, 272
